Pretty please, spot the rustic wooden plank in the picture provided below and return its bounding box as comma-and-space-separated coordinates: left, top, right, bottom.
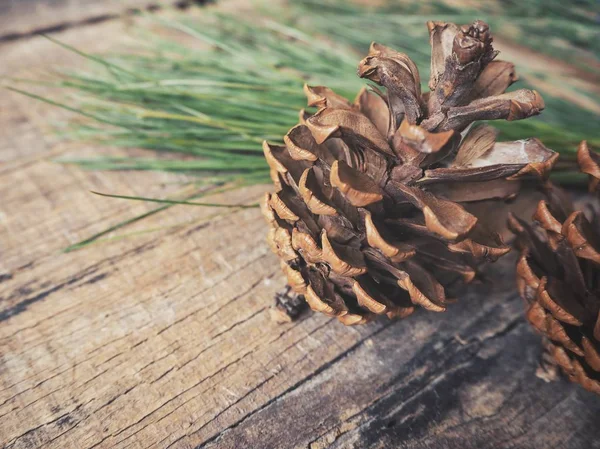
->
3, 242, 599, 449
200, 264, 600, 449
0, 6, 599, 449
0, 194, 277, 448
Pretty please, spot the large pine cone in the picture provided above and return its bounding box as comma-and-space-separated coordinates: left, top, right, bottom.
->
262, 20, 556, 325
510, 141, 600, 395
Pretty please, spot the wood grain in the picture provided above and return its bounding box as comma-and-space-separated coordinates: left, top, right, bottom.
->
0, 8, 599, 449
0, 0, 199, 40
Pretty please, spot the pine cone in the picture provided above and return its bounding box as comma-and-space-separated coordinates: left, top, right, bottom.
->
510, 141, 600, 395
263, 20, 556, 325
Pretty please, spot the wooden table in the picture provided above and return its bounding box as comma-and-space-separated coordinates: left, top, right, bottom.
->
1, 4, 599, 449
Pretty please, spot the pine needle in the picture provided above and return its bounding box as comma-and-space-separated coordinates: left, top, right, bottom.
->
91, 191, 259, 208
11, 0, 600, 250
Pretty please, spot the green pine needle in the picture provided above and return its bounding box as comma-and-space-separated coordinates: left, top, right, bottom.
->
90, 190, 259, 208
12, 0, 600, 250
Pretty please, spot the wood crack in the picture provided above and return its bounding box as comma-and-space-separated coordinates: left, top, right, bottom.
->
194, 322, 394, 448
329, 316, 527, 447
165, 375, 277, 449
155, 253, 269, 337
87, 348, 257, 449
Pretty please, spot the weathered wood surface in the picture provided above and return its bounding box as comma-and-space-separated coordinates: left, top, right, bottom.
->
0, 0, 201, 40
1, 9, 600, 449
